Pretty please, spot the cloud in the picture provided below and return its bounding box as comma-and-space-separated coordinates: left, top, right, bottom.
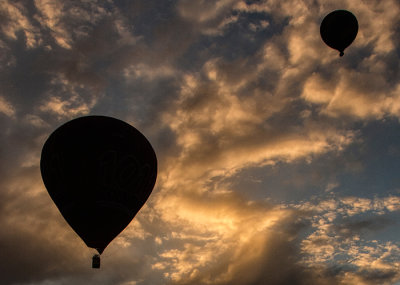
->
0, 95, 16, 117
177, 0, 239, 24
0, 1, 41, 48
301, 70, 400, 119
151, 190, 319, 285
158, 56, 357, 188
298, 0, 400, 120
0, 165, 87, 284
298, 195, 400, 284
38, 75, 97, 119
1, 0, 400, 285
34, 0, 71, 49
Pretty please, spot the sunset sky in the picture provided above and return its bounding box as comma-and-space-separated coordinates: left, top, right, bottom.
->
1, 0, 400, 284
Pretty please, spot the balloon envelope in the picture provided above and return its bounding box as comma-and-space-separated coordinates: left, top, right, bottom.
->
40, 116, 157, 254
320, 10, 358, 56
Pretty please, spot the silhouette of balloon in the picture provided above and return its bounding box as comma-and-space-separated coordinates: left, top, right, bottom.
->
40, 116, 157, 266
320, 10, 358, 56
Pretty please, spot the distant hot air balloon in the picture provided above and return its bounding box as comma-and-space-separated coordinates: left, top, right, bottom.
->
320, 10, 358, 56
40, 116, 157, 268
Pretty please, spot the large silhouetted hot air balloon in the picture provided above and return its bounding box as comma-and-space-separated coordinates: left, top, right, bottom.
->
320, 10, 358, 56
40, 116, 157, 268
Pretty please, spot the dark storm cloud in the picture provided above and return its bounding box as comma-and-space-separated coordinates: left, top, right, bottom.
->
0, 3, 104, 117
0, 0, 187, 181
0, 1, 185, 121
0, 165, 84, 285
0, 105, 87, 285
358, 269, 399, 285
0, 162, 166, 285
0, 2, 173, 284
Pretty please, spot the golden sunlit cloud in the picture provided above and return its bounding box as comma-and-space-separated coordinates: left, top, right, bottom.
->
0, 95, 16, 117
34, 0, 71, 49
0, 1, 41, 48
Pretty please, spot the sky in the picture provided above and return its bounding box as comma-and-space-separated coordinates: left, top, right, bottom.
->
1, 0, 400, 284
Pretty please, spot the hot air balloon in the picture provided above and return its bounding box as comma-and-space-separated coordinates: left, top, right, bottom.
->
40, 116, 157, 268
320, 10, 358, 56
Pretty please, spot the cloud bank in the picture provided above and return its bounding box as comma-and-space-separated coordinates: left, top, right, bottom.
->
1, 0, 400, 284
